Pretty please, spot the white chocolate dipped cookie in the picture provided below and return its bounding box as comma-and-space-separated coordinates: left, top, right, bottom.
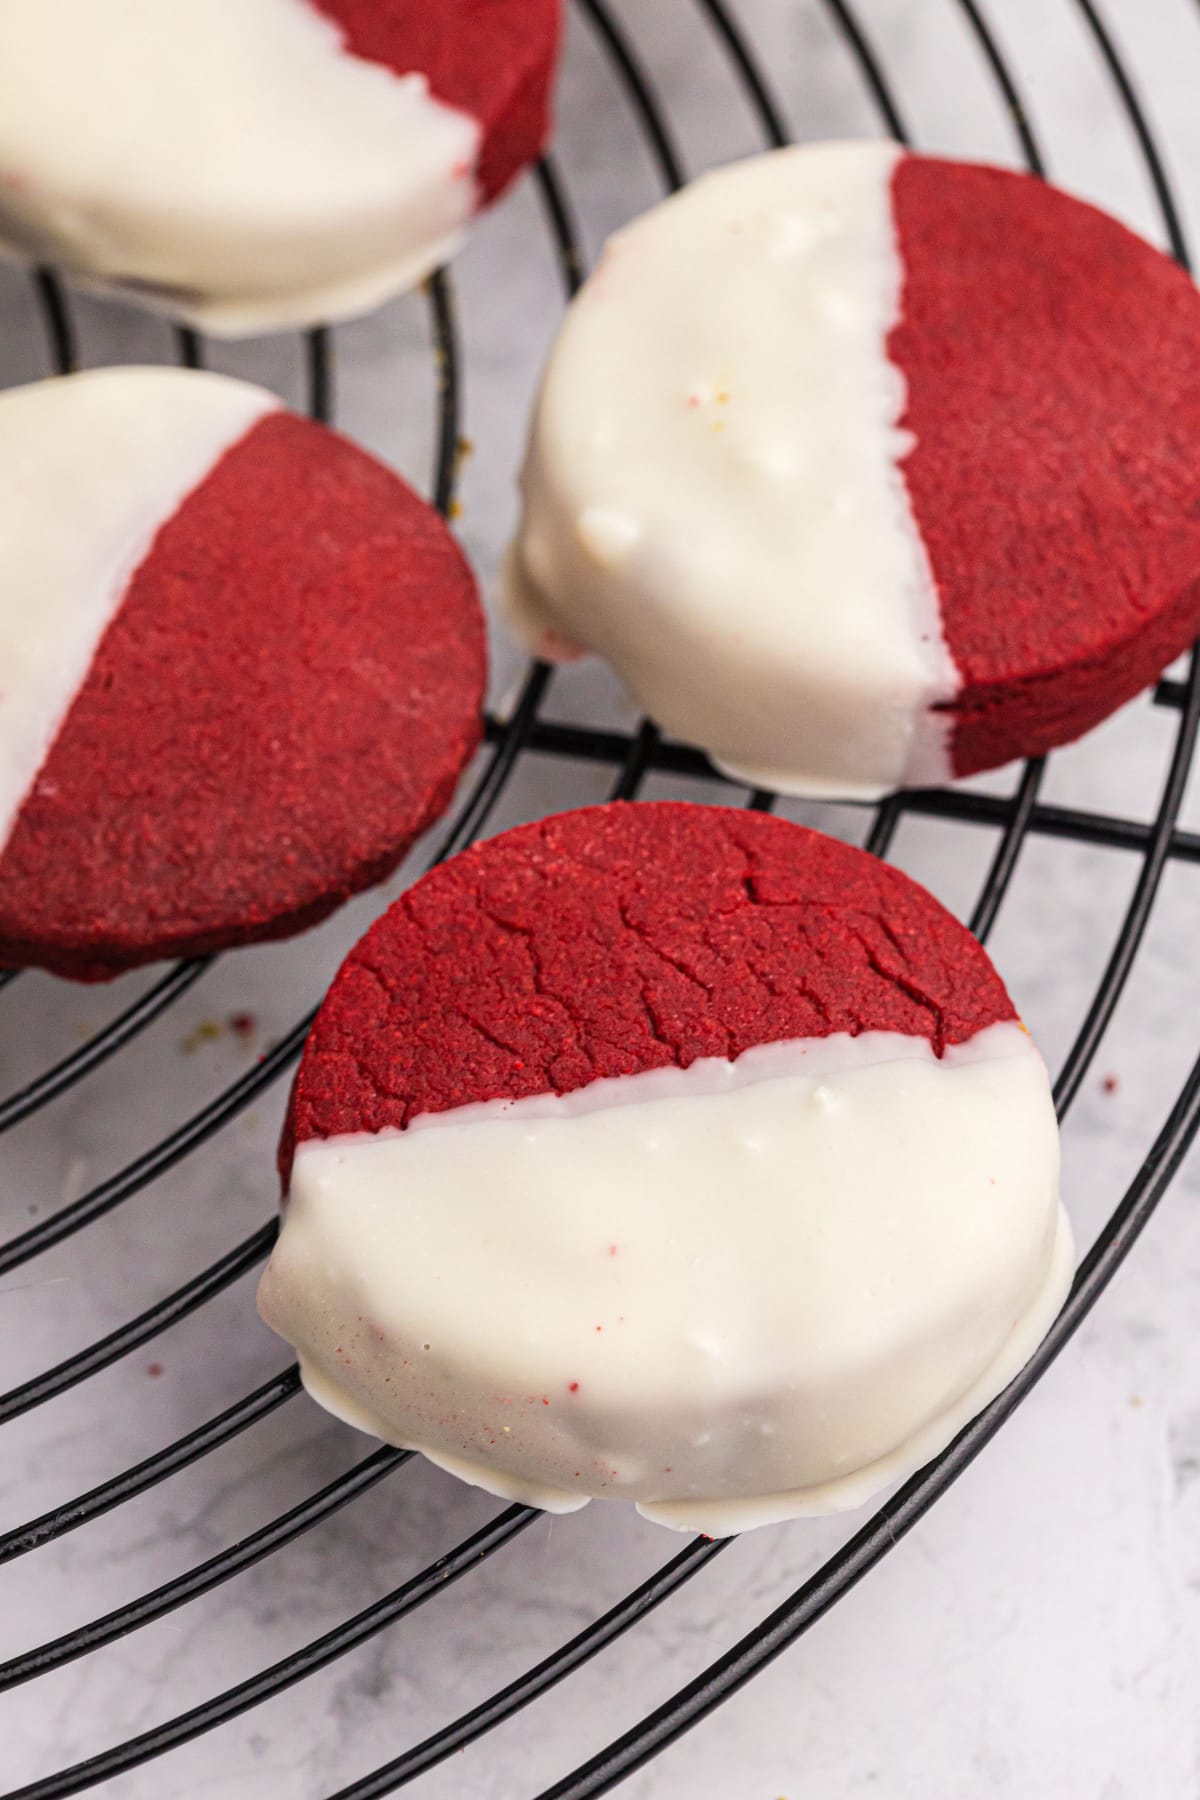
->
0, 0, 559, 334
258, 803, 1070, 1535
0, 366, 485, 979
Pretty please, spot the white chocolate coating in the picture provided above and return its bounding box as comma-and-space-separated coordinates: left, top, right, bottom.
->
0, 366, 279, 853
504, 141, 959, 799
0, 0, 481, 335
258, 1023, 1070, 1536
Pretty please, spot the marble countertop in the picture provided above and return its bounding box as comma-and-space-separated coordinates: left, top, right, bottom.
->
3, 2, 1200, 1795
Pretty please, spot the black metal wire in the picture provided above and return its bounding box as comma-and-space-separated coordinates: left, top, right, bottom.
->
578, 0, 687, 190
531, 7, 1200, 1790
326, 1538, 731, 1800
0, 1445, 411, 1693
1075, 0, 1189, 264
0, 1368, 300, 1565
0, 956, 210, 1134
1156, 673, 1188, 709
966, 757, 1045, 943
0, 1220, 277, 1423
3, 1507, 540, 1800
696, 0, 791, 146
314, 12, 1131, 1796
31, 268, 75, 373
3, 3, 1199, 1797
817, 0, 910, 143
1053, 649, 1200, 1114
0, 1014, 313, 1275
954, 0, 1046, 175
485, 709, 1200, 860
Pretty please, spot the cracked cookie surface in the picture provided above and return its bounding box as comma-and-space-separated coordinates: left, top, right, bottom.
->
284, 801, 1016, 1164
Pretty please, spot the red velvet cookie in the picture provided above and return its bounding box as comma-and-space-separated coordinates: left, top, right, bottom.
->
0, 366, 485, 981
506, 142, 1200, 798
261, 803, 1070, 1535
0, 0, 561, 335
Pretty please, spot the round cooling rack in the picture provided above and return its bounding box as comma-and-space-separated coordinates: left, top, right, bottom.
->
3, 3, 1200, 1797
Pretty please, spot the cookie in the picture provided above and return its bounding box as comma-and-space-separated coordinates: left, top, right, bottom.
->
0, 366, 486, 980
0, 0, 560, 335
258, 803, 1070, 1535
506, 142, 1200, 796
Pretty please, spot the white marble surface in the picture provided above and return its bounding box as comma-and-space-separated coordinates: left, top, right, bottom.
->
2, 2, 1200, 1796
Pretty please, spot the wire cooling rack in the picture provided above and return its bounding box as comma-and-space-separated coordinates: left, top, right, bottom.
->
2, 2, 1200, 1795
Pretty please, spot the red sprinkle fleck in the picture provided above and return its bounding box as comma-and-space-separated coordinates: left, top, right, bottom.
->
1103, 1074, 1120, 1095
608, 1244, 618, 1256
568, 1381, 579, 1393
229, 1011, 257, 1038
146, 1362, 164, 1379
541, 1395, 550, 1405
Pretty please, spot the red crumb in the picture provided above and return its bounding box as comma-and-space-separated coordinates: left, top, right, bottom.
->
229, 1011, 257, 1038
146, 1362, 164, 1378
1103, 1074, 1120, 1095
568, 1381, 579, 1393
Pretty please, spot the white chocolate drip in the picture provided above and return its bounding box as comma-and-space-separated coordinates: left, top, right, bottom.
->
505, 141, 959, 798
0, 367, 280, 855
258, 1022, 1070, 1536
0, 0, 481, 335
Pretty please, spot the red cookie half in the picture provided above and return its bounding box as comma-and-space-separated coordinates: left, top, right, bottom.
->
0, 366, 485, 981
893, 153, 1200, 777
